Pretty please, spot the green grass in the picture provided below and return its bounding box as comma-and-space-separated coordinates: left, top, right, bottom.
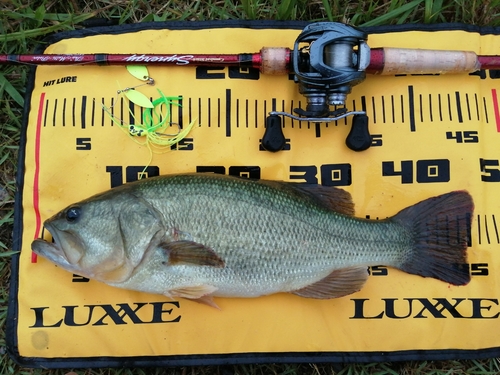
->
2, 0, 500, 374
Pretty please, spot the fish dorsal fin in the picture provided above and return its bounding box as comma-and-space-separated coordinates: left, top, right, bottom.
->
160, 240, 225, 267
291, 184, 355, 216
260, 180, 354, 216
291, 266, 368, 299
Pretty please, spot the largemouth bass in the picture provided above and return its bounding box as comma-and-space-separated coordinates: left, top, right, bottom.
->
32, 173, 473, 307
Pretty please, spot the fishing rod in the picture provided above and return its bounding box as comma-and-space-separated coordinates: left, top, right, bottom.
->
4, 22, 500, 151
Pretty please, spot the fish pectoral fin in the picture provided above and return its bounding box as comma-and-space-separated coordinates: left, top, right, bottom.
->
168, 285, 220, 309
291, 266, 368, 299
160, 240, 225, 267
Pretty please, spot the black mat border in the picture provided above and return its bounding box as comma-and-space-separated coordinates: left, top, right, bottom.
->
7, 20, 500, 369
9, 347, 500, 370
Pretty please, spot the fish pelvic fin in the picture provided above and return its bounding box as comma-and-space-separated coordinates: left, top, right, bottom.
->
167, 285, 220, 309
161, 240, 225, 267
393, 191, 473, 286
291, 266, 368, 299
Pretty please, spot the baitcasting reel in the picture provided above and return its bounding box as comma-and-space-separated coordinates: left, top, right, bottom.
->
265, 22, 372, 153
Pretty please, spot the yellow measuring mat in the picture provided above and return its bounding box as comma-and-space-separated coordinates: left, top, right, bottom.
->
7, 21, 500, 367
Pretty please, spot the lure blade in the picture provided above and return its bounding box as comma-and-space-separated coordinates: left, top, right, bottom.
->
126, 65, 150, 81
125, 90, 154, 108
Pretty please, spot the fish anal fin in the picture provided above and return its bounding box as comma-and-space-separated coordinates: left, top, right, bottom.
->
193, 295, 220, 309
167, 285, 220, 309
291, 266, 368, 299
161, 240, 225, 267
290, 184, 355, 216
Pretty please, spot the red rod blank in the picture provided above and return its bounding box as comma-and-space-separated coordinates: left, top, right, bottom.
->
1, 48, 499, 75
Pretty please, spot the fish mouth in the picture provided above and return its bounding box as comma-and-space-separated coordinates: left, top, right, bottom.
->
31, 222, 84, 269
31, 238, 73, 268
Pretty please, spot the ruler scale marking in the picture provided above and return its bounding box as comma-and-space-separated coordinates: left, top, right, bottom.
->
428, 94, 433, 122
101, 98, 105, 127
381, 96, 386, 123
81, 96, 87, 129
198, 98, 202, 128
53, 99, 58, 127
225, 89, 232, 137
371, 96, 376, 124
245, 99, 249, 128
91, 98, 95, 127
448, 94, 453, 122
401, 95, 405, 124
263, 100, 267, 130
35, 89, 496, 131
62, 98, 67, 127
178, 96, 183, 128
72, 98, 76, 128
119, 97, 124, 126
492, 215, 499, 244
483, 97, 489, 124
478, 214, 482, 245
208, 98, 211, 128
475, 94, 480, 121
455, 92, 463, 123
217, 98, 221, 128
465, 93, 471, 121
485, 215, 491, 245
438, 94, 443, 122
419, 94, 423, 123
391, 95, 395, 123
254, 100, 258, 129
236, 99, 240, 128
407, 87, 414, 130
43, 99, 48, 127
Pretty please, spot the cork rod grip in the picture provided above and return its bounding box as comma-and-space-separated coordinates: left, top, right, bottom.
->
370, 48, 481, 75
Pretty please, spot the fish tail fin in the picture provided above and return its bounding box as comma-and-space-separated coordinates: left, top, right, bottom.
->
392, 191, 473, 285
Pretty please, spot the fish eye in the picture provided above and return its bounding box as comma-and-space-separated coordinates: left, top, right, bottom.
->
65, 206, 81, 223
